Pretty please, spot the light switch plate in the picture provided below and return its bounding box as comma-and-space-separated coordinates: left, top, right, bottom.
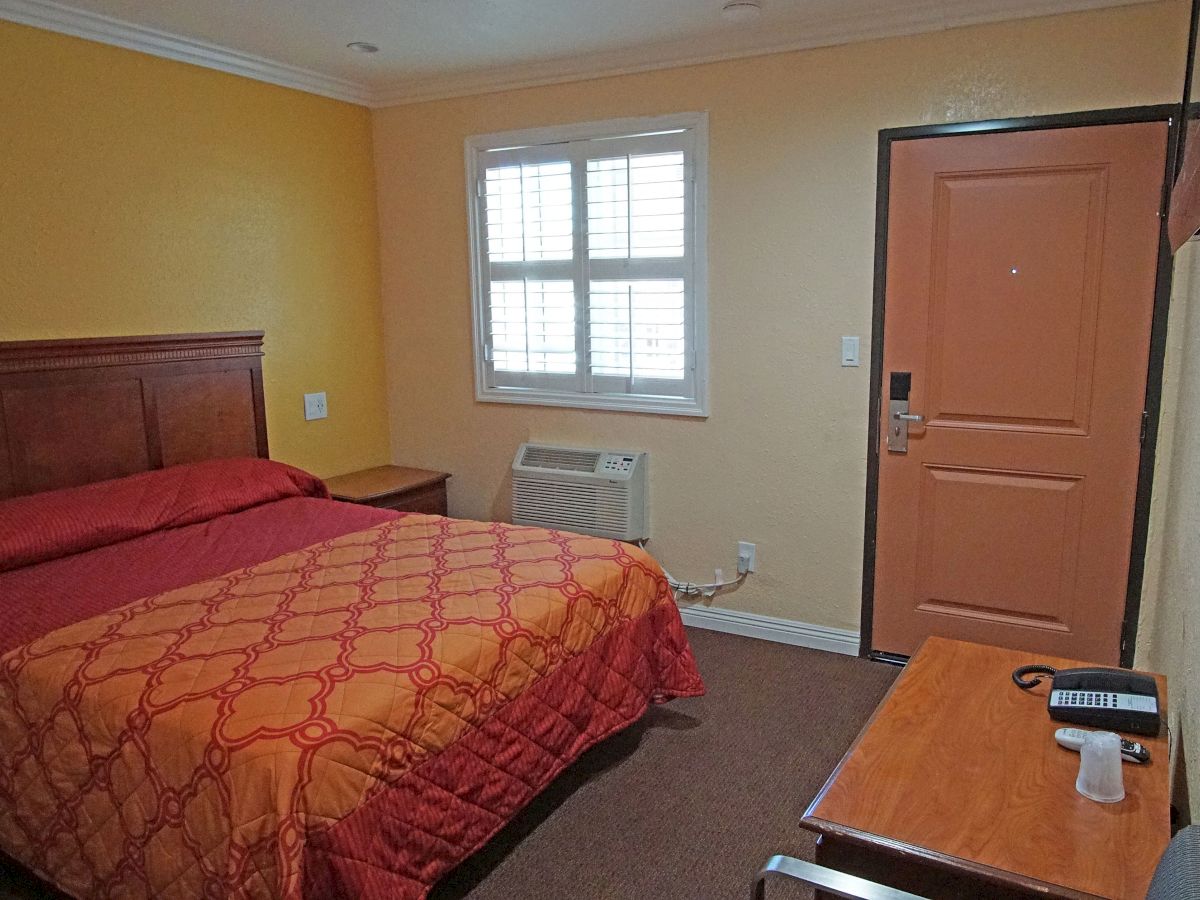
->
303, 391, 328, 421
841, 336, 860, 367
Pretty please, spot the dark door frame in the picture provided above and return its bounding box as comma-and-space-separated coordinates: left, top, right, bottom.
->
859, 104, 1180, 668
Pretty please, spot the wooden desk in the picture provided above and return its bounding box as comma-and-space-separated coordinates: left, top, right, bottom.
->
803, 638, 1170, 899
325, 465, 450, 516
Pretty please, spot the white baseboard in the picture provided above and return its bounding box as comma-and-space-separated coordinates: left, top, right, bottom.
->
677, 603, 860, 657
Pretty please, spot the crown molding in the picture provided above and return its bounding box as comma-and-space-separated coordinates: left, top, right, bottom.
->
0, 0, 373, 105
369, 0, 1153, 107
0, 0, 1155, 110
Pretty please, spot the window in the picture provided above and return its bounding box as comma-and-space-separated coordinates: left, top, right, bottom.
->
466, 113, 708, 416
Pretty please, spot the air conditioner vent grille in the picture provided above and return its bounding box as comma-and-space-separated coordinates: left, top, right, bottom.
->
519, 445, 601, 472
513, 478, 631, 531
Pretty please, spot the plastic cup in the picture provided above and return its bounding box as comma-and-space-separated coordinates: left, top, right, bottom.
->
1076, 730, 1125, 803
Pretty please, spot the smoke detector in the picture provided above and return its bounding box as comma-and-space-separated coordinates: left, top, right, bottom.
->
721, 0, 763, 24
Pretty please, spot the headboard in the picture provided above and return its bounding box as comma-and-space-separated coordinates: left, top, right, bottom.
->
0, 332, 268, 499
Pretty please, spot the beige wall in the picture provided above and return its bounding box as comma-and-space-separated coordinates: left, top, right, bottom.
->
1138, 240, 1200, 810
372, 0, 1188, 634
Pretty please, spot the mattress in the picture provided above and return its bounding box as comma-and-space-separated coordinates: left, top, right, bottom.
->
0, 458, 703, 898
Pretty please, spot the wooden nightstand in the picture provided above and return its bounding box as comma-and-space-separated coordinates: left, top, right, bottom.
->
325, 465, 450, 516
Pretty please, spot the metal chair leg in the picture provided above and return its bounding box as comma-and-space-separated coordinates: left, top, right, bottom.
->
752, 854, 927, 900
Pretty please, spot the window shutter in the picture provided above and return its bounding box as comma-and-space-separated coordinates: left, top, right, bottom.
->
586, 151, 687, 260
483, 160, 573, 262
583, 135, 694, 399
489, 279, 576, 375
468, 115, 707, 415
587, 279, 687, 380
478, 152, 580, 391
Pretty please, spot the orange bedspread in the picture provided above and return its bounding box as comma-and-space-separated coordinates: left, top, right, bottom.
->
0, 514, 700, 898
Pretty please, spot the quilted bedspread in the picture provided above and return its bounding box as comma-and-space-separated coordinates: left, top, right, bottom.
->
0, 514, 702, 899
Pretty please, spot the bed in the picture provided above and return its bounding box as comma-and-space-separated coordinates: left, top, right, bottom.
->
0, 333, 704, 899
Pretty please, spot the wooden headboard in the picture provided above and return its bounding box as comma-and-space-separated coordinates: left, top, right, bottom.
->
0, 332, 268, 499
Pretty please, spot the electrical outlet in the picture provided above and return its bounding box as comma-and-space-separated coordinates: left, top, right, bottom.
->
737, 541, 757, 574
303, 391, 328, 421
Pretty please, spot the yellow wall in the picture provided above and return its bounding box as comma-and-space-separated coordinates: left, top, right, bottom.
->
372, 1, 1189, 634
0, 20, 390, 478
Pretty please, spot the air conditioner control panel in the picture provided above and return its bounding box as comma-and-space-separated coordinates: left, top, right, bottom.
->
599, 453, 637, 475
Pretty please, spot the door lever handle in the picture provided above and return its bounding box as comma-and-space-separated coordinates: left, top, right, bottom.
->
893, 412, 924, 423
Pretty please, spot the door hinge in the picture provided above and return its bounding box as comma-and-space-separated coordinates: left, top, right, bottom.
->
1140, 409, 1150, 446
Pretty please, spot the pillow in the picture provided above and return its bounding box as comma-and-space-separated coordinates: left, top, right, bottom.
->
0, 458, 329, 573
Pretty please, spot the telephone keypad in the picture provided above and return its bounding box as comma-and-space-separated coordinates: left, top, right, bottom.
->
1056, 696, 1118, 710
1060, 691, 1118, 708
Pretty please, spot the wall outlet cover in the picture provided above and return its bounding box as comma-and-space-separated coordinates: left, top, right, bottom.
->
303, 391, 328, 421
737, 541, 757, 574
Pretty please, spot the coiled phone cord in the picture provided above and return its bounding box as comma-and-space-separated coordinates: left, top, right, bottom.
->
1012, 664, 1058, 689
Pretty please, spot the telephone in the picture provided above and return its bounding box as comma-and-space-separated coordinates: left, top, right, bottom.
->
1012, 664, 1161, 737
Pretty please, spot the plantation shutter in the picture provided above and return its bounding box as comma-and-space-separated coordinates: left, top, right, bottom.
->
472, 121, 703, 413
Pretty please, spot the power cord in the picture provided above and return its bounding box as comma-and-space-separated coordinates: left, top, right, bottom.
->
662, 568, 748, 599
633, 539, 751, 599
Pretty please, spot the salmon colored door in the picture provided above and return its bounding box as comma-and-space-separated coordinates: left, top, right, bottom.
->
871, 120, 1167, 664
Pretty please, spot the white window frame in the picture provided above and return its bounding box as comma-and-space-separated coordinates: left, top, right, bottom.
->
465, 112, 709, 417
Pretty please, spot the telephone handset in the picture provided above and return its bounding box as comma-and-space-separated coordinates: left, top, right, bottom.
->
1012, 664, 1162, 737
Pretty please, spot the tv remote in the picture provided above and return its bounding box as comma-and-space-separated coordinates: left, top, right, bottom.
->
1054, 727, 1150, 764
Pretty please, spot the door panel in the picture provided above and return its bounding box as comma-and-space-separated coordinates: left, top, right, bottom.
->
914, 465, 1082, 628
930, 169, 1104, 430
872, 121, 1166, 663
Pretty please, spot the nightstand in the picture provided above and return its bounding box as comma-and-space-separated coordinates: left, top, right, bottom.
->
325, 465, 450, 516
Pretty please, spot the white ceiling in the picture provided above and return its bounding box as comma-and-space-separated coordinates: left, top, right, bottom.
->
0, 0, 1156, 106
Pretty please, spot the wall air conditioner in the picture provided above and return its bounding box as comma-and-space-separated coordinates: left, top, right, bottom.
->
511, 443, 648, 541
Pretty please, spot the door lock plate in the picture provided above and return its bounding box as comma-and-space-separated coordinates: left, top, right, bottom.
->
887, 399, 911, 452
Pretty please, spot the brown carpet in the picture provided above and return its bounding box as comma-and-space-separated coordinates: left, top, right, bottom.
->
0, 628, 897, 900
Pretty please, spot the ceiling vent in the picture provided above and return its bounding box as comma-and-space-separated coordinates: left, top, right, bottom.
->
511, 443, 648, 541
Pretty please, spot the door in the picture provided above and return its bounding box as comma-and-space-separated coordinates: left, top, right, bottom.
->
871, 120, 1167, 664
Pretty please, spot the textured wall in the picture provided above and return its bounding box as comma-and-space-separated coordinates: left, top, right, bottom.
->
1138, 240, 1200, 813
372, 1, 1188, 632
0, 20, 390, 478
